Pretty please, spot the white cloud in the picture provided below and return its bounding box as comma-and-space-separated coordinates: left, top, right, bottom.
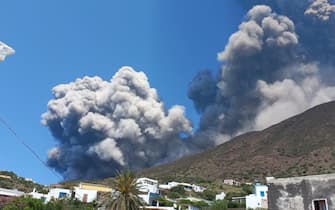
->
0, 41, 15, 62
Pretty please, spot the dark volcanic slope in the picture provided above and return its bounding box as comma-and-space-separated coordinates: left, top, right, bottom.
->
141, 101, 335, 181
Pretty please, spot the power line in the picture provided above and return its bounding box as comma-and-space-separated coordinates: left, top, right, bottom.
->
0, 116, 62, 180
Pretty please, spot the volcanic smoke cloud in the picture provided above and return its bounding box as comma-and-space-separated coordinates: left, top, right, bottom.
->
189, 1, 335, 140
44, 0, 335, 180
0, 41, 15, 62
42, 67, 193, 180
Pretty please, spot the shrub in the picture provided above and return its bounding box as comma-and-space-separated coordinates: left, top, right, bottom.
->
210, 200, 228, 210
199, 189, 216, 201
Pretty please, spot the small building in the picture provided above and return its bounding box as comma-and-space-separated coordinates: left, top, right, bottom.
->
245, 183, 268, 209
223, 179, 241, 186
215, 192, 226, 200
25, 178, 33, 182
28, 189, 48, 202
191, 185, 205, 193
267, 173, 335, 210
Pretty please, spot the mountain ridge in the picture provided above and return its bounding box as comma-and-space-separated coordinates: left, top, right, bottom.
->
141, 101, 335, 182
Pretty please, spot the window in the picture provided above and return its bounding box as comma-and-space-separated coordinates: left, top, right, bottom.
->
260, 191, 265, 197
40, 197, 46, 203
313, 199, 328, 210
59, 192, 67, 198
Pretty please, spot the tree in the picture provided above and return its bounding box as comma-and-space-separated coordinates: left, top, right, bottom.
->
101, 170, 145, 210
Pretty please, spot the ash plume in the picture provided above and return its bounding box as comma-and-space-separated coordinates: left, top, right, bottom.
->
0, 41, 15, 62
42, 67, 193, 180
189, 1, 335, 141
44, 0, 335, 180
190, 5, 300, 136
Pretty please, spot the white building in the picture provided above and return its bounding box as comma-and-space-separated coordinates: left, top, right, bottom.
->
137, 178, 159, 194
73, 187, 98, 203
30, 188, 71, 203
159, 181, 179, 190
46, 188, 72, 202
30, 186, 98, 204
159, 181, 205, 193
0, 188, 25, 197
137, 177, 160, 205
215, 192, 226, 200
246, 184, 268, 209
28, 189, 47, 202
191, 184, 205, 193
24, 178, 34, 182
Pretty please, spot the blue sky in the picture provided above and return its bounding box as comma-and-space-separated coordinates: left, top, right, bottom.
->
0, 1, 245, 184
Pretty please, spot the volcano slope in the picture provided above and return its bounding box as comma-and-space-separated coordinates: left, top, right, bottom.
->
141, 101, 335, 182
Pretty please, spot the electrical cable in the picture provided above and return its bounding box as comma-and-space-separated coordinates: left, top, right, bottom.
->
0, 116, 62, 180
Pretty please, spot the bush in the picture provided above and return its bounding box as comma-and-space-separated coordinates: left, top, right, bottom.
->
242, 184, 253, 195
192, 201, 209, 208
167, 185, 187, 199
158, 197, 174, 207
2, 197, 95, 210
210, 200, 228, 210
199, 189, 216, 201
167, 191, 181, 199
3, 197, 43, 210
227, 201, 246, 208
170, 186, 186, 195
178, 199, 209, 209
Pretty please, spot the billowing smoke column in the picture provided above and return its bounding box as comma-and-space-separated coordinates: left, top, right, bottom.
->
42, 67, 193, 180
44, 0, 335, 180
189, 1, 335, 140
0, 41, 15, 62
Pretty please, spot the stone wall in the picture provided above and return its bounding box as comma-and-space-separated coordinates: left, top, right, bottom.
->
268, 174, 335, 210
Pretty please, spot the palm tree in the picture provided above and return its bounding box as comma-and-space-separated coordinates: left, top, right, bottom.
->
101, 170, 145, 210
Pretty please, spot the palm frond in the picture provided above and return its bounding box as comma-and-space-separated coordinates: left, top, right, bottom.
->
100, 170, 146, 210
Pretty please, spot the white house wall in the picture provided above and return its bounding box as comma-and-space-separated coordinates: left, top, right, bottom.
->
74, 187, 97, 203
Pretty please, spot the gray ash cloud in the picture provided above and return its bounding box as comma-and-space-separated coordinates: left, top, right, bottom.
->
42, 67, 193, 180
44, 0, 335, 180
189, 1, 335, 140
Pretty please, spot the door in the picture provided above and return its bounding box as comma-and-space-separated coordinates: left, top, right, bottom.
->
83, 194, 88, 203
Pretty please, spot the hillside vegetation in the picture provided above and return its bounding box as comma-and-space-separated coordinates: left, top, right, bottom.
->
0, 171, 46, 193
